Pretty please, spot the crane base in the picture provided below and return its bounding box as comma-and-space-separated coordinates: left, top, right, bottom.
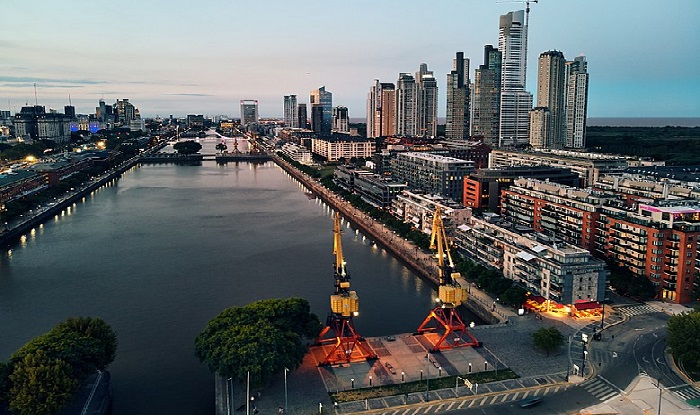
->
416, 306, 479, 352
315, 315, 377, 366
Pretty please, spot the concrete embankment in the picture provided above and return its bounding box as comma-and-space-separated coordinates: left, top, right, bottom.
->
0, 157, 139, 249
271, 156, 508, 324
272, 155, 438, 284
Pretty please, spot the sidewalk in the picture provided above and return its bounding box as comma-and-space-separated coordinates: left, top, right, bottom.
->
581, 374, 699, 415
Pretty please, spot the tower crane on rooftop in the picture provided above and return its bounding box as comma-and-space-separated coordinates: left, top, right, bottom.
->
416, 206, 479, 352
314, 212, 376, 366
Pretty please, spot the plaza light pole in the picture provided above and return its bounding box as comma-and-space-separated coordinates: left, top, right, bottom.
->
284, 367, 289, 415
425, 355, 430, 401
657, 378, 662, 415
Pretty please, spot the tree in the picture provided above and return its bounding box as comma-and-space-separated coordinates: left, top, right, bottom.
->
173, 140, 202, 155
667, 310, 700, 380
8, 350, 78, 415
501, 286, 528, 308
0, 361, 10, 401
195, 298, 321, 386
532, 327, 565, 356
12, 317, 117, 379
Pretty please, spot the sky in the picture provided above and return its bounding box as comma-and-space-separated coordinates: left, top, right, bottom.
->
1, 0, 699, 119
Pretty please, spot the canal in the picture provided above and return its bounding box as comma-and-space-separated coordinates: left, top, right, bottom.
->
0, 139, 481, 414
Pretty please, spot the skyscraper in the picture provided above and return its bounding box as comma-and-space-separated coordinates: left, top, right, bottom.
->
446, 52, 470, 140
297, 103, 308, 129
332, 106, 349, 132
395, 73, 417, 137
498, 10, 533, 147
471, 45, 501, 146
532, 50, 567, 149
379, 84, 396, 137
566, 55, 589, 148
367, 80, 383, 138
528, 107, 550, 148
415, 63, 438, 138
240, 100, 258, 126
310, 86, 332, 135
284, 95, 298, 128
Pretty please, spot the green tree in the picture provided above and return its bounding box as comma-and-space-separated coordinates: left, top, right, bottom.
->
667, 310, 700, 380
532, 327, 565, 356
12, 317, 117, 379
173, 140, 202, 155
8, 350, 78, 415
194, 298, 321, 386
501, 286, 528, 308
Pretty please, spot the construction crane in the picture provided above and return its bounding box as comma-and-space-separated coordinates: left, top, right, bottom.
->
416, 206, 479, 351
314, 212, 376, 366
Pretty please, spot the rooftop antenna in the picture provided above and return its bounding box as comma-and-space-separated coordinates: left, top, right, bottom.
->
34, 83, 38, 106
69, 94, 72, 106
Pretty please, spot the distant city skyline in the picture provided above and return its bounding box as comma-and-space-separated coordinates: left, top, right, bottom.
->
1, 0, 698, 119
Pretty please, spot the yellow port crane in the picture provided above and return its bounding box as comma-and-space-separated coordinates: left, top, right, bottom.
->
416, 206, 479, 351
314, 212, 376, 366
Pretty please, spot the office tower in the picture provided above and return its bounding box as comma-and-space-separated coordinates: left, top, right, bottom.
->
114, 99, 136, 126
395, 73, 416, 137
498, 10, 533, 146
528, 107, 550, 148
533, 50, 567, 149
566, 55, 589, 148
309, 86, 332, 135
284, 95, 298, 128
64, 105, 76, 118
446, 52, 470, 140
332, 106, 349, 132
240, 100, 258, 126
311, 104, 323, 134
471, 45, 501, 146
415, 63, 438, 138
297, 103, 308, 129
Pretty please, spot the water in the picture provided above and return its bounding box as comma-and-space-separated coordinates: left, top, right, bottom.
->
0, 139, 480, 414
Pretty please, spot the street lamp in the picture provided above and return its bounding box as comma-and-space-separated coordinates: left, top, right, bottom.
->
351, 378, 354, 389
425, 355, 430, 401
284, 367, 289, 415
656, 378, 662, 415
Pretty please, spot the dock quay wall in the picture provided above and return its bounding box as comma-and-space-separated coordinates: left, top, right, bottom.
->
0, 156, 139, 249
270, 155, 505, 324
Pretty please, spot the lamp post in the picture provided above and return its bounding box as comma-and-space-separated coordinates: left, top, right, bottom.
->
284, 367, 289, 415
227, 377, 233, 415
425, 355, 430, 401
656, 378, 663, 415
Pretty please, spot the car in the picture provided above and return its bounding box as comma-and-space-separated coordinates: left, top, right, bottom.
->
520, 397, 542, 408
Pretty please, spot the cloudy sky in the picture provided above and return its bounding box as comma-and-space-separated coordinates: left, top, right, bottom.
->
1, 0, 698, 119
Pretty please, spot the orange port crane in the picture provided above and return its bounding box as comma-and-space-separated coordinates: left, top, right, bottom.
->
315, 212, 376, 366
416, 206, 479, 351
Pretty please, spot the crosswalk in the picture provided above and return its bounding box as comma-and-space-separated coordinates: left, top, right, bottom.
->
615, 304, 660, 317
371, 385, 570, 415
581, 375, 620, 401
671, 384, 700, 403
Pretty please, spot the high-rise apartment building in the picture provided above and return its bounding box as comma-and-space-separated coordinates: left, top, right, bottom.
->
310, 86, 332, 135
528, 107, 550, 148
367, 80, 396, 138
471, 45, 501, 146
332, 106, 349, 133
415, 63, 438, 138
446, 52, 470, 140
498, 10, 533, 146
532, 50, 567, 149
395, 73, 417, 137
240, 100, 258, 126
566, 55, 589, 148
297, 103, 308, 129
283, 95, 298, 128
311, 104, 323, 134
